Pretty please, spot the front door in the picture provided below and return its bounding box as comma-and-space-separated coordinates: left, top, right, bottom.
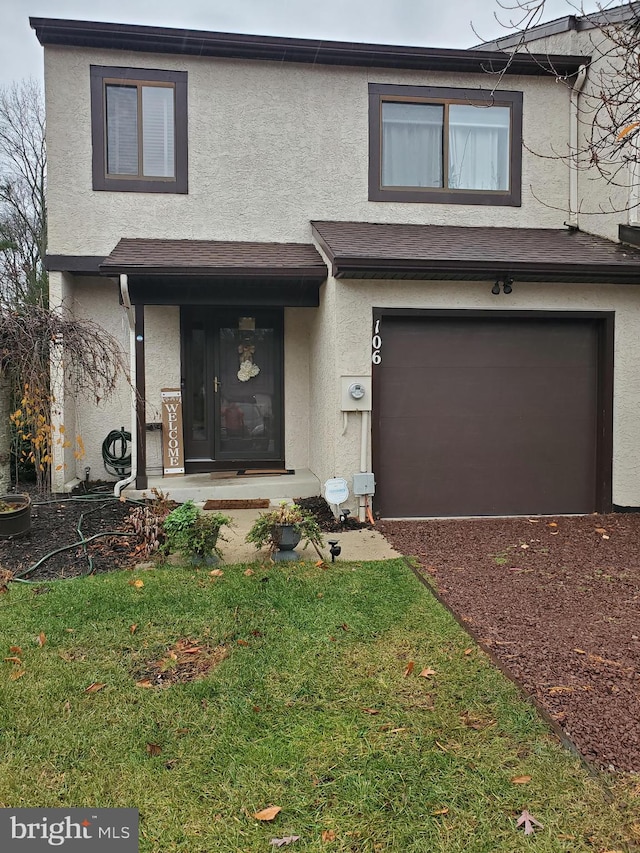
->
182, 308, 284, 471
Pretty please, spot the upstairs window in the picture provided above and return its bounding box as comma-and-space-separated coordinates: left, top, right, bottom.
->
91, 66, 188, 193
369, 84, 522, 206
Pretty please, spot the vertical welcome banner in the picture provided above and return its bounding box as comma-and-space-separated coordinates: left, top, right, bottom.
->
161, 389, 185, 476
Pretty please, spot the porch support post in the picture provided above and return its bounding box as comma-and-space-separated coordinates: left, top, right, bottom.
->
135, 304, 148, 490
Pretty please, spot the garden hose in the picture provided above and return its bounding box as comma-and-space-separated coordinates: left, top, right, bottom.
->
102, 427, 132, 477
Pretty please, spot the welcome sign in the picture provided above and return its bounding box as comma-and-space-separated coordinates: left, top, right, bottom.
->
161, 389, 185, 476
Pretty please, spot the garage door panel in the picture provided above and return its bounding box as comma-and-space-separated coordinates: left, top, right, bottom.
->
375, 317, 601, 517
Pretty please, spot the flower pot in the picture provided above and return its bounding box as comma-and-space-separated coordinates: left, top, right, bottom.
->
274, 524, 301, 561
0, 494, 32, 539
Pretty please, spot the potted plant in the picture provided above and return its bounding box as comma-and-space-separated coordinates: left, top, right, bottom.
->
162, 501, 232, 565
245, 502, 324, 561
0, 494, 31, 539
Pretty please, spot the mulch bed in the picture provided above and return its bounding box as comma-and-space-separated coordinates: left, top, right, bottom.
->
378, 514, 640, 773
0, 487, 138, 581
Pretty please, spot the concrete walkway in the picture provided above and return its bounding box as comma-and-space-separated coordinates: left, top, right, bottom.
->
211, 508, 402, 564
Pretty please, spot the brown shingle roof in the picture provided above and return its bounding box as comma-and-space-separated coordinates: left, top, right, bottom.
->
99, 238, 327, 279
311, 221, 640, 283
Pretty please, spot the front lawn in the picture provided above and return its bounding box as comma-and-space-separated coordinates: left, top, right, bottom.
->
0, 559, 634, 852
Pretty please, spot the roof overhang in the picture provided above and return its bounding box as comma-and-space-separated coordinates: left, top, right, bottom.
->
98, 238, 327, 306
311, 221, 640, 285
30, 17, 588, 77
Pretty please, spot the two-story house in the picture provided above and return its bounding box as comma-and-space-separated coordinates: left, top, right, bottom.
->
30, 15, 640, 518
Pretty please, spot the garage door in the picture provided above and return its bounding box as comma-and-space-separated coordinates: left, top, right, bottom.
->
374, 314, 608, 517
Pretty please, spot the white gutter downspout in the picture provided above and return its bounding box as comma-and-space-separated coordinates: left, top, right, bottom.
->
358, 410, 369, 523
567, 64, 587, 229
114, 273, 138, 497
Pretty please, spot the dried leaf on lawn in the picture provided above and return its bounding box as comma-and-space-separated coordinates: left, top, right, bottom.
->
403, 660, 415, 677
244, 568, 255, 576
83, 682, 106, 693
516, 809, 543, 835
63, 699, 71, 716
419, 667, 436, 678
4, 656, 22, 664
209, 569, 224, 577
237, 639, 250, 647
431, 808, 449, 816
362, 708, 380, 715
146, 742, 162, 756
136, 679, 154, 688
9, 645, 22, 654
130, 624, 138, 634
321, 829, 336, 842
10, 670, 25, 680
253, 806, 282, 822
129, 579, 144, 588
36, 632, 46, 647
511, 775, 532, 785
270, 836, 300, 848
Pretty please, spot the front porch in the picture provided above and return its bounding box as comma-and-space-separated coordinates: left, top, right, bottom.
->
123, 467, 321, 503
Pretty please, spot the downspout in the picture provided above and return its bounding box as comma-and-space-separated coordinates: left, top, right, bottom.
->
567, 64, 587, 229
358, 409, 369, 523
114, 274, 138, 497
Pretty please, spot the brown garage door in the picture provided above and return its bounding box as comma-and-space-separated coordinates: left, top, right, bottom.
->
374, 314, 609, 517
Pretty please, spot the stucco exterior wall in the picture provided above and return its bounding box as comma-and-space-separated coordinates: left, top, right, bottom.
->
44, 45, 573, 257
521, 27, 630, 242
320, 277, 640, 510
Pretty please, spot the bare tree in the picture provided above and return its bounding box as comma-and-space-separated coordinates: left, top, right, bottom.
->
0, 81, 128, 493
481, 1, 640, 213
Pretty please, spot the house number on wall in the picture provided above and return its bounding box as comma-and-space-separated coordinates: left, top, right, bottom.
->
372, 320, 382, 365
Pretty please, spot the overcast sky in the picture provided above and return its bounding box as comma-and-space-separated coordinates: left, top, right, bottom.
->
1, 0, 603, 89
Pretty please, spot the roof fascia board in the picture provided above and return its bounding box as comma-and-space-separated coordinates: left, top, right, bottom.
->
30, 17, 587, 76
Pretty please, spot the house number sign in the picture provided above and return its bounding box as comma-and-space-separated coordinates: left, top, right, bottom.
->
371, 319, 382, 365
161, 388, 185, 476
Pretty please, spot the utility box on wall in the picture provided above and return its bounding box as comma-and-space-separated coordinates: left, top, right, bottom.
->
340, 376, 372, 411
353, 472, 376, 495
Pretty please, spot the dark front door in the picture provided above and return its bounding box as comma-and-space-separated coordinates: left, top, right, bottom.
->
182, 308, 284, 471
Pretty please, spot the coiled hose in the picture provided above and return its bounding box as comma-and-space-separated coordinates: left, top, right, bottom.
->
102, 427, 132, 477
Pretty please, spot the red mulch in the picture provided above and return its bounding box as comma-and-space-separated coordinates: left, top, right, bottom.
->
378, 514, 640, 773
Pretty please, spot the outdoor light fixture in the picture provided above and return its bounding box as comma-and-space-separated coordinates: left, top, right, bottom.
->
492, 276, 514, 295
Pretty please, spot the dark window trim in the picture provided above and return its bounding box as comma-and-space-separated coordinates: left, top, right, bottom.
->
368, 83, 522, 206
90, 65, 188, 193
371, 308, 613, 513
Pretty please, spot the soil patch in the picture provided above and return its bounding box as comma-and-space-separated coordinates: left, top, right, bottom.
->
295, 495, 369, 532
378, 514, 640, 772
0, 487, 139, 581
134, 638, 228, 687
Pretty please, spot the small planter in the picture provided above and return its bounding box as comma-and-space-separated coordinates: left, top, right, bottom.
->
274, 524, 302, 561
0, 494, 32, 539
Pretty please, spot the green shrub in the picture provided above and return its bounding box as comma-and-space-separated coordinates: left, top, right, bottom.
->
245, 501, 324, 557
163, 501, 231, 561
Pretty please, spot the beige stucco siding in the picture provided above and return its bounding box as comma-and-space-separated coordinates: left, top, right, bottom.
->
45, 45, 572, 257
311, 276, 640, 510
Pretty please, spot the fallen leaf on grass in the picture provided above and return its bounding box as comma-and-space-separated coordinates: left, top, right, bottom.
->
136, 679, 154, 688
362, 708, 380, 715
463, 648, 473, 656
130, 624, 138, 634
237, 639, 250, 647
9, 645, 22, 654
83, 682, 106, 694
461, 711, 495, 730
419, 667, 436, 678
403, 661, 415, 677
516, 809, 543, 835
4, 656, 22, 664
270, 836, 300, 848
511, 775, 532, 785
431, 808, 449, 816
63, 699, 71, 716
321, 829, 336, 842
36, 632, 46, 647
145, 742, 162, 756
129, 579, 144, 588
209, 569, 224, 577
10, 670, 25, 680
243, 568, 255, 576
253, 806, 282, 822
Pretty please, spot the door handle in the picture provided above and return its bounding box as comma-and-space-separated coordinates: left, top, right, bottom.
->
214, 376, 221, 393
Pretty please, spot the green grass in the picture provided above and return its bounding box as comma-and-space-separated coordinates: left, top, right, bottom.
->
0, 559, 636, 852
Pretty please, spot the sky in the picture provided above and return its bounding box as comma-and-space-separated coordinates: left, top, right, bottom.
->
2, 0, 604, 89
